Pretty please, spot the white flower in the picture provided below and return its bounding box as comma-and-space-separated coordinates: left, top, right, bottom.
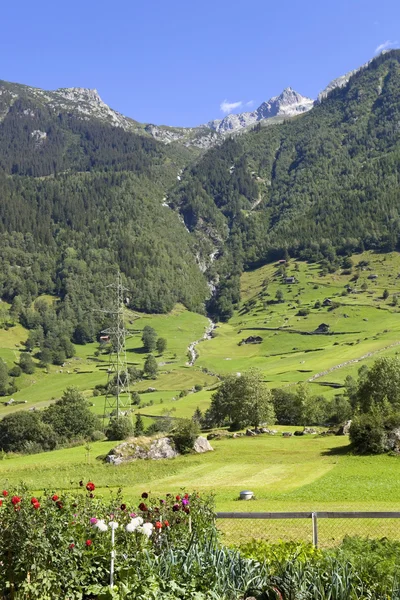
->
139, 522, 153, 538
94, 519, 108, 532
108, 521, 119, 530
126, 517, 144, 533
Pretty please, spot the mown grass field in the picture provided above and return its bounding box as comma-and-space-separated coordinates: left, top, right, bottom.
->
1, 432, 400, 545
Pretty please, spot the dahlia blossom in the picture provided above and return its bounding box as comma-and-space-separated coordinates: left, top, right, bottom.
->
139, 522, 153, 538
94, 519, 108, 532
126, 516, 144, 532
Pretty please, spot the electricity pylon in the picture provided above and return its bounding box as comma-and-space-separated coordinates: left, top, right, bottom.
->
101, 271, 132, 428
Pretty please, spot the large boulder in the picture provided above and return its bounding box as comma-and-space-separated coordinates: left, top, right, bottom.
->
336, 420, 352, 435
106, 436, 178, 464
193, 436, 214, 453
386, 428, 400, 452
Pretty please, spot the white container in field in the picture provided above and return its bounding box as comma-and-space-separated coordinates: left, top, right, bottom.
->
239, 490, 254, 500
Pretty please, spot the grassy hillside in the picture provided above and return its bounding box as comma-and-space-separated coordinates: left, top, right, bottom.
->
0, 251, 399, 422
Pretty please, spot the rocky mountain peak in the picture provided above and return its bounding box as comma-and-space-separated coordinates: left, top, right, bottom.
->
53, 87, 103, 105
206, 87, 314, 134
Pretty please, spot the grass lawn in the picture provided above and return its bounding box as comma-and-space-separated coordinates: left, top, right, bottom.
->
1, 433, 400, 546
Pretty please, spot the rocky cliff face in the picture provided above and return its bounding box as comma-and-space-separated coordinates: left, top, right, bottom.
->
206, 87, 314, 133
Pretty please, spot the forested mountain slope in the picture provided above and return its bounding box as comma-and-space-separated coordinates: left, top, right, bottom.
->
170, 50, 400, 318
0, 80, 209, 336
1, 51, 400, 331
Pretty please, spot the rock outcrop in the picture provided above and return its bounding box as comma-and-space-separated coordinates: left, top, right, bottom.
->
206, 87, 314, 134
106, 435, 213, 465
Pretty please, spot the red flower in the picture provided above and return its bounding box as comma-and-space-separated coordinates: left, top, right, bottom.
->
11, 496, 22, 505
155, 521, 162, 529
176, 495, 181, 501
69, 543, 75, 549
52, 494, 59, 501
139, 502, 147, 511
164, 520, 170, 527
184, 493, 189, 499
141, 492, 148, 499
86, 482, 95, 492
0, 500, 3, 507
172, 504, 180, 512
85, 539, 92, 547
33, 502, 40, 510
56, 501, 63, 510
120, 504, 126, 511
31, 497, 38, 505
2, 490, 8, 497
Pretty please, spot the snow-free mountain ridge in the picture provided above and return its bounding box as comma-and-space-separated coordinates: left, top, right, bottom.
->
0, 55, 378, 144
206, 87, 314, 133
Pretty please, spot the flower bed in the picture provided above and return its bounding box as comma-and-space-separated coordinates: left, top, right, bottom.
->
2, 484, 400, 599
0, 482, 221, 599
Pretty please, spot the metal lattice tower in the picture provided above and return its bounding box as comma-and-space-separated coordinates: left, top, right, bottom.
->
101, 272, 132, 427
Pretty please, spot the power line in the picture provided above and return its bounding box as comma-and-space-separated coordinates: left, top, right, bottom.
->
100, 271, 132, 428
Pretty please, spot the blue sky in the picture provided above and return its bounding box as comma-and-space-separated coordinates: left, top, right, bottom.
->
1, 0, 399, 127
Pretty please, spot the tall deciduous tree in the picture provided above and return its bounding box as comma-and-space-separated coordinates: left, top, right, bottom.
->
357, 357, 400, 413
142, 326, 157, 353
43, 387, 100, 441
143, 354, 158, 379
208, 369, 275, 429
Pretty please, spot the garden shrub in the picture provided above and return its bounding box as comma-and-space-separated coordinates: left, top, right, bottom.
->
172, 418, 200, 454
105, 417, 134, 441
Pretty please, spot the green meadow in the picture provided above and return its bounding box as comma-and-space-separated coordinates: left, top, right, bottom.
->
1, 251, 400, 421
1, 432, 400, 545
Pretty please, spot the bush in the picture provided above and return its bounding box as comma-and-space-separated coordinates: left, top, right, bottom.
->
105, 417, 134, 441
297, 308, 310, 316
19, 353, 35, 374
172, 419, 200, 454
0, 411, 57, 453
349, 411, 386, 454
146, 417, 173, 435
8, 365, 22, 378
90, 430, 106, 441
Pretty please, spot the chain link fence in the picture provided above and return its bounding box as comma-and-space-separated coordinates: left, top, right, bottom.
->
216, 512, 400, 548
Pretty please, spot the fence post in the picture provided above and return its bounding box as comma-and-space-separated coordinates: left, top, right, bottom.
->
312, 512, 318, 548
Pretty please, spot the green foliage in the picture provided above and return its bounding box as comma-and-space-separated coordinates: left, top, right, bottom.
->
0, 411, 57, 452
134, 413, 145, 437
19, 352, 35, 374
142, 326, 157, 352
349, 410, 387, 454
208, 369, 275, 429
106, 417, 134, 441
8, 365, 22, 378
143, 354, 158, 379
43, 387, 100, 442
156, 336, 167, 355
172, 418, 200, 454
0, 485, 223, 600
0, 359, 9, 396
357, 357, 400, 412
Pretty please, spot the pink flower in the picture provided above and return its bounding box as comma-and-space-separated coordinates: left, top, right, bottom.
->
90, 518, 98, 524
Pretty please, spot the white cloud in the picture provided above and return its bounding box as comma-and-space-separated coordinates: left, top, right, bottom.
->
245, 100, 254, 107
375, 40, 398, 54
220, 100, 243, 114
